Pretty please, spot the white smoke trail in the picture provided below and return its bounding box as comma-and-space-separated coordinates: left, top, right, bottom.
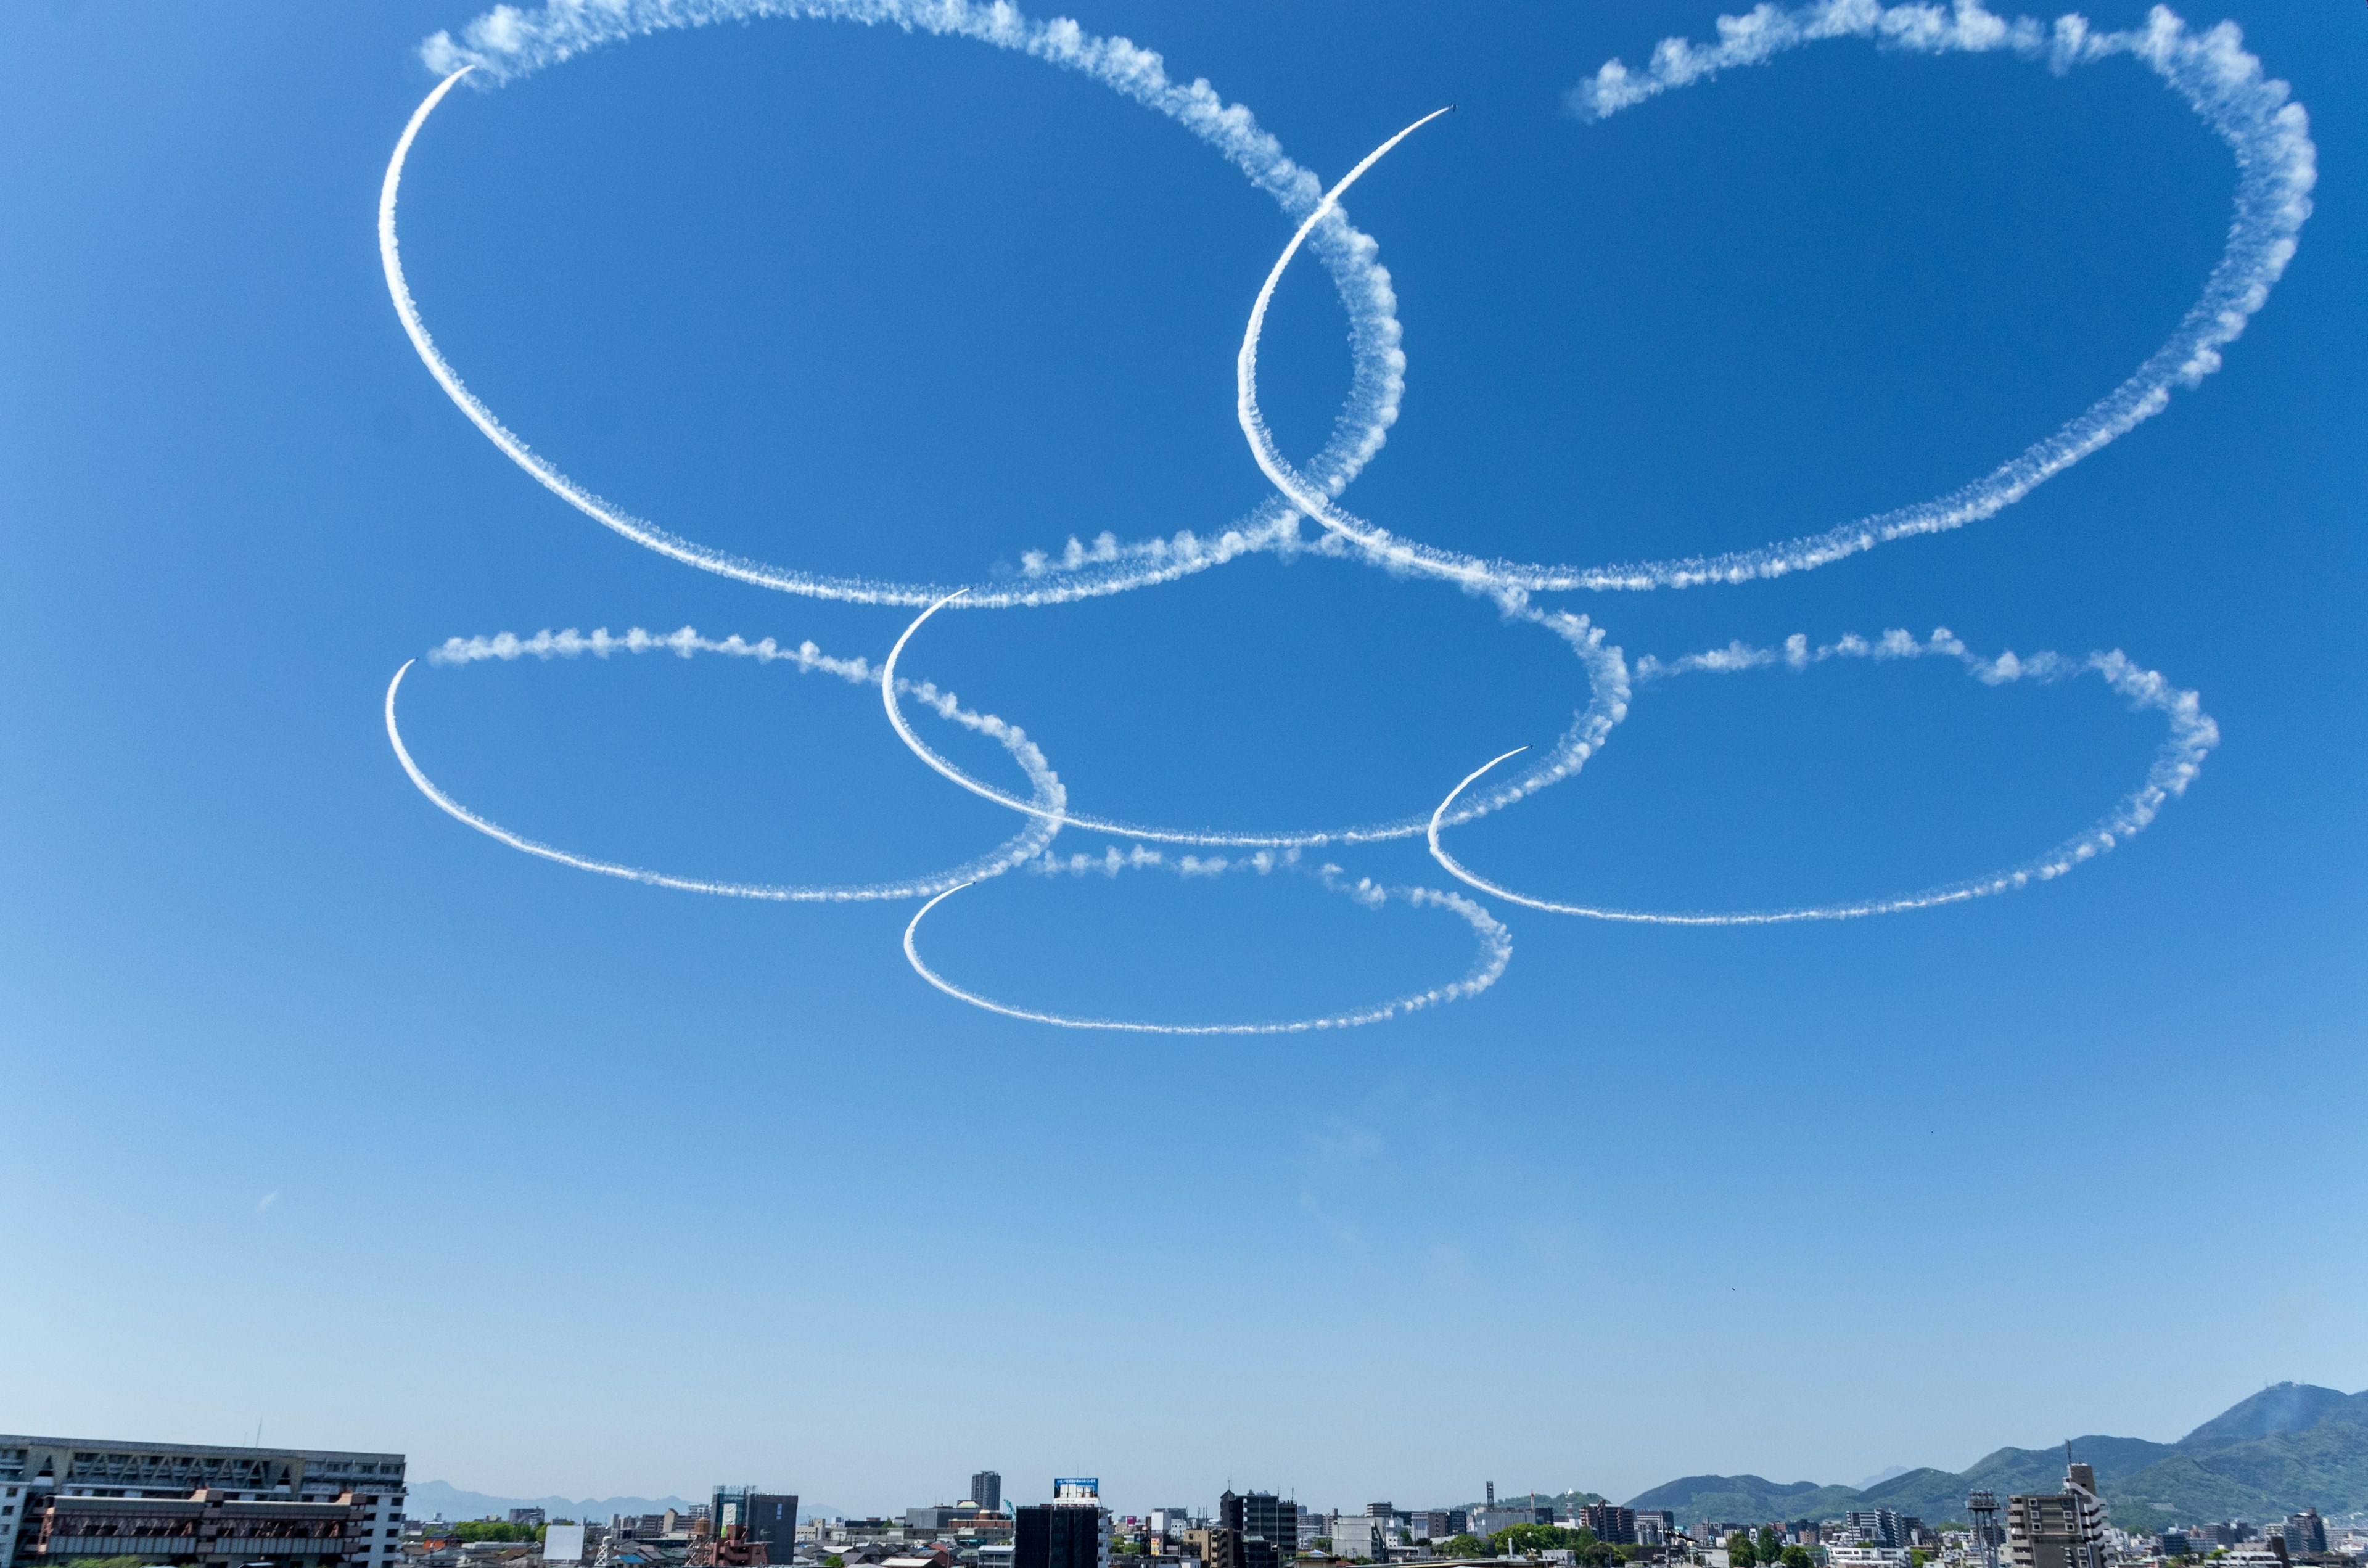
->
876, 589, 1635, 848
1236, 0, 2314, 595
1427, 630, 2219, 924
902, 851, 1511, 1033
385, 629, 1067, 900
389, 0, 1416, 607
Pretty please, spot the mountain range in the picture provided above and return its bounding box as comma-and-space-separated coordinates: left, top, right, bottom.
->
1626, 1384, 2368, 1534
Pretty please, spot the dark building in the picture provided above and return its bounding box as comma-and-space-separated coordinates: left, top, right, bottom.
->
1018, 1487, 1106, 1568
1218, 1493, 1298, 1568
974, 1476, 1005, 1514
745, 1497, 797, 1561
1581, 1508, 1637, 1546
2007, 1464, 2111, 1568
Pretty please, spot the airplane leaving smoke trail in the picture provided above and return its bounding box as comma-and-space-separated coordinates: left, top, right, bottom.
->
385, 634, 1068, 901
1426, 631, 2219, 926
902, 854, 1512, 1034
876, 591, 1635, 848
1236, 0, 2314, 596
387, 0, 1418, 609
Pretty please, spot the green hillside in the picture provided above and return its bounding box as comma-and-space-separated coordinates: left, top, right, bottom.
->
1619, 1383, 2368, 1532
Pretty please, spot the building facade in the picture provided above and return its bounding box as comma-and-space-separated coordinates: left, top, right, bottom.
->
1016, 1482, 1108, 1568
2007, 1464, 2111, 1568
743, 1496, 797, 1561
1580, 1507, 1637, 1546
2280, 1513, 2327, 1557
972, 1476, 1004, 1514
1, 1435, 405, 1568
1217, 1492, 1297, 1568
1333, 1517, 1388, 1561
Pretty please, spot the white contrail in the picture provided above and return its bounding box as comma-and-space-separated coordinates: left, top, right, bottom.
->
390, 0, 1418, 607
1427, 630, 2219, 924
1236, 0, 2314, 594
901, 853, 1511, 1033
384, 631, 1067, 900
876, 589, 1635, 847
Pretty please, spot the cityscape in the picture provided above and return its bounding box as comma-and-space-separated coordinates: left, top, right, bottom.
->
6, 1434, 2359, 1568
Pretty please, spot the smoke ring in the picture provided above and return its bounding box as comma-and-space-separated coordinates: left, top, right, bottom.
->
877, 586, 1634, 848
1236, 1, 2316, 595
384, 641, 1067, 901
384, 0, 1420, 607
902, 865, 1512, 1033
1426, 631, 2219, 925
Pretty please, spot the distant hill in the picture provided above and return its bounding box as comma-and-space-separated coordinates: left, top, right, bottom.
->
1621, 1383, 2368, 1533
406, 1482, 703, 1523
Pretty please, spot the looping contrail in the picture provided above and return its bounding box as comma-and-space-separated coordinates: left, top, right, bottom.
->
874, 589, 1634, 848
902, 853, 1512, 1034
1426, 630, 2220, 926
1235, 0, 2314, 594
384, 0, 1415, 608
381, 0, 2288, 1029
385, 630, 1067, 902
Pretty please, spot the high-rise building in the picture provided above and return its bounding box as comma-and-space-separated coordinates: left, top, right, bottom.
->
2007, 1463, 2111, 1568
1219, 1492, 1299, 1568
974, 1476, 1005, 1514
0, 1434, 406, 1568
1844, 1513, 1905, 1550
2280, 1513, 2326, 1557
744, 1496, 798, 1561
1018, 1485, 1108, 1568
1581, 1508, 1638, 1546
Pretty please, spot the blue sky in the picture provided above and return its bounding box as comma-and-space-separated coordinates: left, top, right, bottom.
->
1, 0, 2362, 1517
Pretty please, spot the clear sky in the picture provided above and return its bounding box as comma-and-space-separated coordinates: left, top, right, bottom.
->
1, 0, 2362, 1520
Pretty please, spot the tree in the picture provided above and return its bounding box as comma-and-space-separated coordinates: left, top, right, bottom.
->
1441, 1535, 1494, 1559
1758, 1529, 1782, 1564
1726, 1533, 1758, 1568
1781, 1548, 1815, 1568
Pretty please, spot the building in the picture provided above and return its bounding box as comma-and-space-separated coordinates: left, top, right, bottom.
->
2007, 1464, 2111, 1568
1334, 1518, 1389, 1561
1827, 1550, 1913, 1568
1471, 1510, 1552, 1539
1181, 1527, 1237, 1568
1408, 1514, 1455, 1545
1217, 1493, 1298, 1568
743, 1496, 797, 1561
1580, 1508, 1637, 1547
973, 1477, 1005, 1515
1016, 1483, 1108, 1568
511, 1512, 549, 1530
2280, 1514, 2326, 1557
1844, 1514, 1905, 1551
1, 1435, 405, 1568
